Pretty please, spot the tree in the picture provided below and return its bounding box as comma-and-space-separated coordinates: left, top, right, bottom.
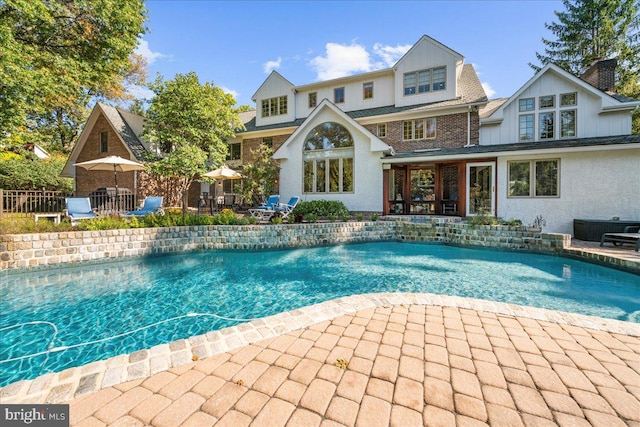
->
143, 72, 244, 205
239, 144, 280, 206
531, 0, 640, 132
0, 0, 147, 150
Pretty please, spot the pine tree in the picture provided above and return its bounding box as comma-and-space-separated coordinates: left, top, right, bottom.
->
531, 0, 640, 132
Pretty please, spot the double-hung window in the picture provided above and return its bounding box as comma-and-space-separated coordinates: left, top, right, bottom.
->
363, 82, 373, 99
308, 92, 317, 108
377, 123, 387, 138
508, 159, 559, 197
403, 118, 436, 140
334, 87, 345, 103
404, 66, 446, 95
227, 143, 241, 161
262, 137, 273, 148
539, 112, 555, 140
518, 98, 534, 141
560, 92, 577, 138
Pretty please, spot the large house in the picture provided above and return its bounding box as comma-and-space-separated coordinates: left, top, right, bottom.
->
215, 35, 639, 234
65, 35, 639, 235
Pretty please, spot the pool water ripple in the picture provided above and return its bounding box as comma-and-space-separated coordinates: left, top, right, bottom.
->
1, 242, 638, 386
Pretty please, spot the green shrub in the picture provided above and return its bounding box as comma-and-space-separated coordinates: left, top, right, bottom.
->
356, 213, 364, 221
76, 215, 132, 231
465, 216, 523, 227
371, 213, 379, 222
292, 200, 349, 218
327, 213, 338, 221
304, 213, 318, 223
341, 213, 350, 222
270, 216, 283, 224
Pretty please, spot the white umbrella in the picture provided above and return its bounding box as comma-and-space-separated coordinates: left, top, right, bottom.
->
202, 165, 242, 180
75, 155, 146, 211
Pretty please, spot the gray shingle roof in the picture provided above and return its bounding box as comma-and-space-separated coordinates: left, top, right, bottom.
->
98, 103, 149, 160
240, 64, 487, 134
388, 134, 640, 159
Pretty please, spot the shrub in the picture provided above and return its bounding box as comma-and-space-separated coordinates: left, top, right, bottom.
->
327, 213, 338, 221
466, 216, 523, 227
270, 216, 283, 224
356, 213, 364, 221
371, 213, 379, 222
304, 213, 318, 223
292, 200, 349, 219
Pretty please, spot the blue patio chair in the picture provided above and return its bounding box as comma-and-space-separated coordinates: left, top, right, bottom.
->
274, 196, 300, 220
124, 196, 164, 217
65, 197, 98, 224
249, 195, 280, 222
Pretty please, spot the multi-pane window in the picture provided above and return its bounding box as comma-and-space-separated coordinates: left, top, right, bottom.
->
363, 82, 373, 99
403, 118, 436, 140
519, 115, 534, 141
560, 92, 577, 106
262, 137, 273, 148
99, 131, 108, 153
508, 159, 559, 197
227, 143, 241, 160
309, 92, 317, 108
303, 122, 354, 193
334, 87, 345, 103
404, 66, 446, 95
539, 112, 555, 139
539, 95, 555, 109
377, 123, 387, 138
261, 96, 287, 117
560, 110, 576, 138
519, 98, 534, 111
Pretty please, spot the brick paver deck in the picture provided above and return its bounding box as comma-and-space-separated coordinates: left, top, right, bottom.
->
45, 302, 640, 426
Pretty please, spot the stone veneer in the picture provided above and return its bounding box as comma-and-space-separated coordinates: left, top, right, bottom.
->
4, 217, 627, 273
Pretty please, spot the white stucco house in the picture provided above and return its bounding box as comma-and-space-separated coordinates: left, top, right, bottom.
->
209, 34, 640, 235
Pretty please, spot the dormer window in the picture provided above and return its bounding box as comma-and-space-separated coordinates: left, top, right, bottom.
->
404, 66, 446, 95
261, 96, 287, 118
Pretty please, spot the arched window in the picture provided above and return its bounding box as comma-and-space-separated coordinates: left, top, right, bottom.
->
303, 122, 354, 193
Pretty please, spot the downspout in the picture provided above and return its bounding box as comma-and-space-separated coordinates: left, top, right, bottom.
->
467, 106, 471, 146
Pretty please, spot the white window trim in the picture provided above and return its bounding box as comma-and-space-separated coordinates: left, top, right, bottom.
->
506, 159, 560, 198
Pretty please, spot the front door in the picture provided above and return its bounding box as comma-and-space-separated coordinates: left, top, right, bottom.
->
466, 162, 495, 216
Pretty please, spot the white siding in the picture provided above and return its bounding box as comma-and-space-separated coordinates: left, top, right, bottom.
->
394, 38, 461, 108
277, 108, 384, 212
253, 73, 295, 127
295, 75, 395, 119
480, 72, 632, 145
496, 148, 640, 235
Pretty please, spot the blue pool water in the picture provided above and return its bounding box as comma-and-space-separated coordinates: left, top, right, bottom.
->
1, 242, 639, 387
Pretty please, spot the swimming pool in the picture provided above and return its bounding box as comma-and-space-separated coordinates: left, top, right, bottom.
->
1, 242, 638, 387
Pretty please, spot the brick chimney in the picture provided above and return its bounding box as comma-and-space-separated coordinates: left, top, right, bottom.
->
580, 58, 617, 92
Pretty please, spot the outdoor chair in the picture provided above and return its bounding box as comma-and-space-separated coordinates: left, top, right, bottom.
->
249, 195, 280, 222
600, 225, 640, 251
65, 197, 98, 225
124, 196, 164, 217
274, 196, 300, 220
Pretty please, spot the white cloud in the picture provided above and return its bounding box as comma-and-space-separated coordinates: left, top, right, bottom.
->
134, 39, 167, 65
481, 82, 496, 98
126, 84, 154, 100
219, 86, 239, 99
263, 57, 282, 74
310, 42, 372, 80
373, 43, 412, 67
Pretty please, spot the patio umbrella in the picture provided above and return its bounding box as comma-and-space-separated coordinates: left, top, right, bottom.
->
74, 155, 146, 211
202, 165, 242, 180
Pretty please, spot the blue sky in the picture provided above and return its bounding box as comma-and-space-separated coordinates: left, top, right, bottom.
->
135, 0, 564, 107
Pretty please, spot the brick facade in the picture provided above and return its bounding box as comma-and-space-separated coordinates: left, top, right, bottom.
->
363, 111, 480, 152
242, 134, 291, 163
75, 114, 137, 197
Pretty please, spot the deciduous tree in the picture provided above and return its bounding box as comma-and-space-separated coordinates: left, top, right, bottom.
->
143, 72, 244, 205
0, 0, 147, 150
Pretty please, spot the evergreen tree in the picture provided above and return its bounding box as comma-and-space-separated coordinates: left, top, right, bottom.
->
531, 0, 640, 132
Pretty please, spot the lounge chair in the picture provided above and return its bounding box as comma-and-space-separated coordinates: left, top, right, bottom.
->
275, 196, 300, 220
65, 197, 98, 225
600, 225, 640, 251
249, 195, 280, 222
124, 196, 164, 217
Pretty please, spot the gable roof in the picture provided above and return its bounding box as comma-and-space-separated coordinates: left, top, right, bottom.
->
61, 103, 148, 177
481, 63, 640, 124
393, 35, 464, 69
251, 70, 295, 102
272, 99, 392, 160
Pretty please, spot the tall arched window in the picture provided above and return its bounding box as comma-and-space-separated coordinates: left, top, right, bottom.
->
303, 122, 354, 193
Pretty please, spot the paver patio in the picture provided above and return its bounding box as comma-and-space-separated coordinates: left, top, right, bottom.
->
57, 301, 640, 427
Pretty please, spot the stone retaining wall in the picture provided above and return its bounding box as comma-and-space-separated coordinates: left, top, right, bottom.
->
1, 219, 577, 271
0, 222, 397, 269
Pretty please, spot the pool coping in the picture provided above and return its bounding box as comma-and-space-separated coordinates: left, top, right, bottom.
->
1, 292, 639, 405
